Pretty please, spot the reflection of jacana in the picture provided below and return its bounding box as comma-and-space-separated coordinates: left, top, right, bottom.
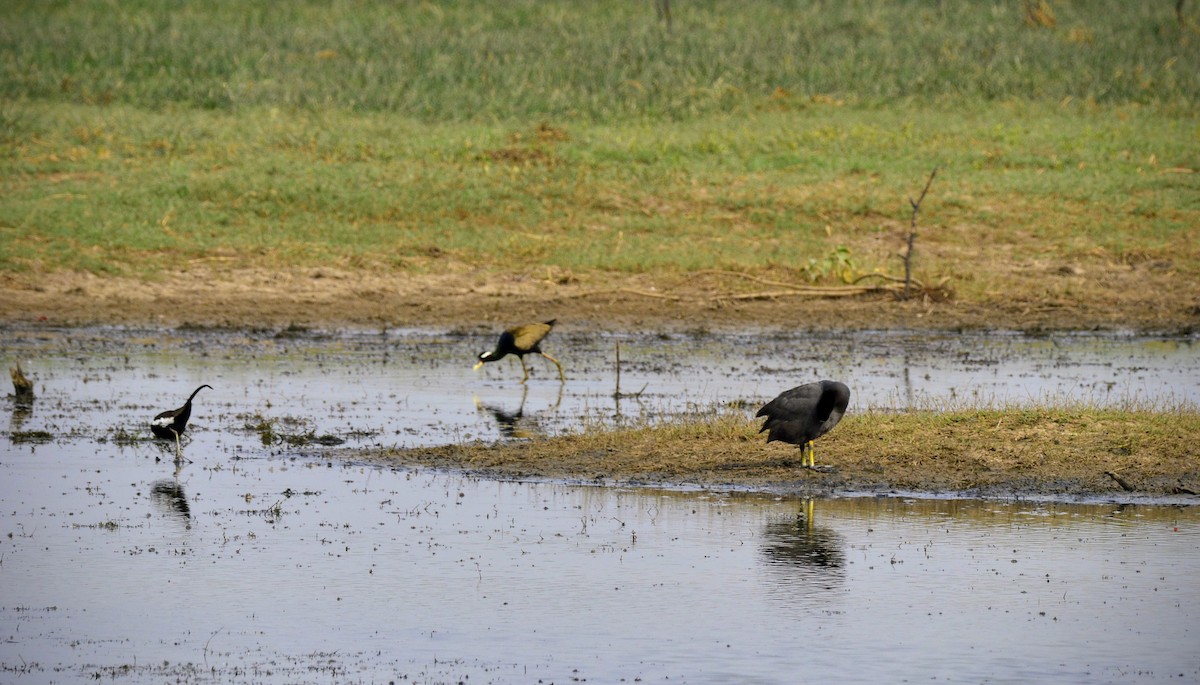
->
474, 320, 565, 382
756, 380, 850, 470
151, 385, 212, 457
474, 392, 534, 439
150, 479, 192, 520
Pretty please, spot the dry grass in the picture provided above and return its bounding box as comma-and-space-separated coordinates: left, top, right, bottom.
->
366, 408, 1200, 498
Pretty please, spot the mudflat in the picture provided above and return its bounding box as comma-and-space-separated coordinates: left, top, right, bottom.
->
2, 263, 1197, 333
3, 267, 1198, 502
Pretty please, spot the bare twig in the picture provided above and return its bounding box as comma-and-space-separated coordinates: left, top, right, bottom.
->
613, 340, 646, 399
1104, 470, 1136, 492
571, 283, 905, 303
204, 627, 225, 666
852, 272, 921, 287
656, 0, 672, 31
615, 341, 622, 398
903, 168, 939, 300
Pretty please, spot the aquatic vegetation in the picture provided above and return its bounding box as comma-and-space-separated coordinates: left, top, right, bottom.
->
239, 412, 346, 447
9, 430, 52, 444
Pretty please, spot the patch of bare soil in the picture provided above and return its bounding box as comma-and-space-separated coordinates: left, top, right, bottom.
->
1, 264, 1197, 333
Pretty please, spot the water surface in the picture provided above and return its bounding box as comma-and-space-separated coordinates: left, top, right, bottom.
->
2, 440, 1196, 684
3, 326, 1196, 449
2, 326, 1198, 683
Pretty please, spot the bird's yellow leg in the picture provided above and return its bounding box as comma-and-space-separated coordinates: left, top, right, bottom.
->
805, 441, 815, 468
519, 357, 530, 383
540, 352, 566, 382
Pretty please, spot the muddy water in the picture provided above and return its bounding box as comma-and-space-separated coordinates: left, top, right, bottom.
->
1, 326, 1196, 449
2, 326, 1199, 683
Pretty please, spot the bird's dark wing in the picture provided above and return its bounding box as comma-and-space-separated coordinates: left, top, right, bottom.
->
756, 383, 825, 445
509, 322, 552, 351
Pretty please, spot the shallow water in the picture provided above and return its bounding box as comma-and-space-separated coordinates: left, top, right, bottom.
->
2, 326, 1197, 449
2, 326, 1199, 683
2, 442, 1197, 684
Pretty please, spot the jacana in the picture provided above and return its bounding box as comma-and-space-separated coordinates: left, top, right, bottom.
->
151, 384, 211, 459
474, 320, 564, 382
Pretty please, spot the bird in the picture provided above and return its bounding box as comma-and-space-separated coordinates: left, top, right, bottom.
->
756, 380, 850, 471
151, 384, 212, 459
474, 320, 564, 382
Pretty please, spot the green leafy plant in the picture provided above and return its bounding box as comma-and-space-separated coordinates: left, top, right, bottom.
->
802, 246, 858, 284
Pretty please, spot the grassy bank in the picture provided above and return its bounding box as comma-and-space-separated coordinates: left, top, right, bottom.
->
370, 407, 1200, 498
3, 102, 1197, 290
1, 1, 1198, 328
3, 1, 1196, 118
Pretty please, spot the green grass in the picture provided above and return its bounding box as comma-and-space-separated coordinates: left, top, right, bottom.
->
2, 1, 1197, 118
1, 1, 1198, 284
2, 101, 1197, 279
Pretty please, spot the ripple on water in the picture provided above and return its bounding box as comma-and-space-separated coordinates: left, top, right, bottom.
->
2, 327, 1198, 683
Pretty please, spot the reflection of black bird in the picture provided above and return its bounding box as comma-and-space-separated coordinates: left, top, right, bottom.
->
151, 385, 212, 457
757, 380, 850, 470
474, 320, 565, 382
150, 479, 191, 520
760, 501, 845, 575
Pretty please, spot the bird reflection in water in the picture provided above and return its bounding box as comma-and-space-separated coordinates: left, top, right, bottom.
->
759, 499, 846, 592
150, 479, 191, 521
9, 361, 35, 431
473, 384, 563, 439
9, 398, 33, 432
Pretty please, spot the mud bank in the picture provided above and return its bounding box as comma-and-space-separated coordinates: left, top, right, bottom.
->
356, 410, 1200, 503
2, 267, 1198, 333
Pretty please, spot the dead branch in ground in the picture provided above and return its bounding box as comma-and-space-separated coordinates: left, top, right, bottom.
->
562, 266, 948, 304
1105, 470, 1136, 492
572, 283, 905, 302
656, 0, 672, 31
690, 268, 930, 292
903, 168, 939, 300
613, 341, 647, 399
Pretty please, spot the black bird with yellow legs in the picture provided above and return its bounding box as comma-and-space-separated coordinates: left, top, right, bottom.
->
151, 384, 211, 460
474, 320, 565, 383
756, 380, 850, 471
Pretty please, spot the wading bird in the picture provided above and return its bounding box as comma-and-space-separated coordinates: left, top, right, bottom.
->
151, 384, 212, 459
474, 320, 564, 382
756, 380, 850, 471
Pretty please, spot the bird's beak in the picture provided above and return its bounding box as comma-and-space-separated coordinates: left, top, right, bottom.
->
473, 361, 484, 371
